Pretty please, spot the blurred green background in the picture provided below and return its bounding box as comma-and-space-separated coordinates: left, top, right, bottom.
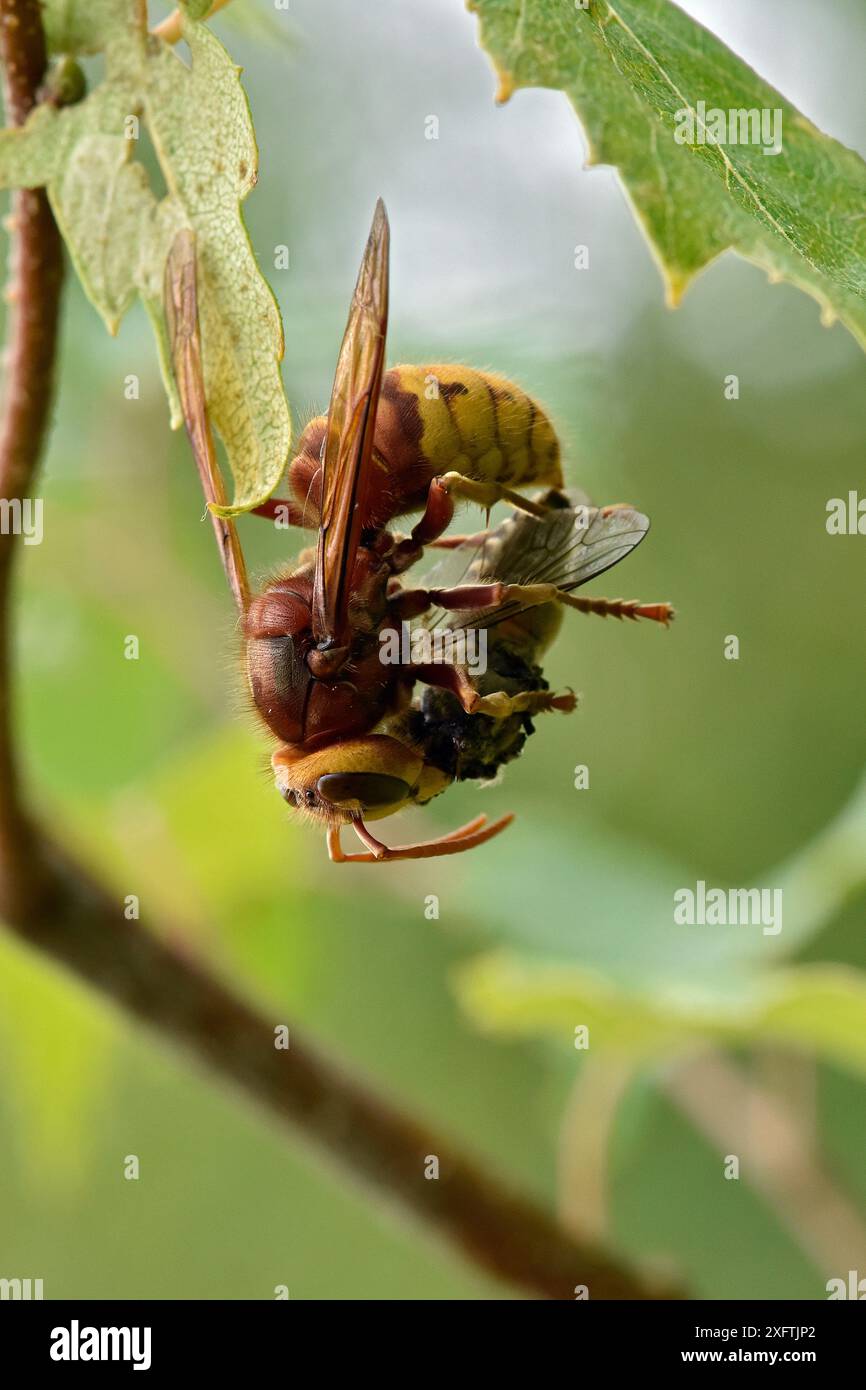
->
2, 0, 866, 1299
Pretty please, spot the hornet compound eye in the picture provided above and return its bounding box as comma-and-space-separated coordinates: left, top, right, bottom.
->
316, 772, 412, 809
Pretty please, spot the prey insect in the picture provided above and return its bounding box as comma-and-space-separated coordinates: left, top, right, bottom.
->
164, 202, 673, 863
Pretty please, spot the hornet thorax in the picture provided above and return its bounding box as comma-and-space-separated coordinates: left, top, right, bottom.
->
244, 545, 396, 750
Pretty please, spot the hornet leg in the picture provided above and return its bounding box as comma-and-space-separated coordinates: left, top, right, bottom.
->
390, 475, 550, 570
326, 812, 515, 863
436, 472, 550, 519
403, 581, 674, 627
467, 688, 577, 719
401, 661, 577, 720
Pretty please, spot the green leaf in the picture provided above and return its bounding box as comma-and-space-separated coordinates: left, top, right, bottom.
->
456, 954, 866, 1079
470, 0, 866, 350
43, 0, 134, 55
446, 768, 866, 1076
442, 815, 778, 995
449, 772, 866, 987
0, 2, 290, 513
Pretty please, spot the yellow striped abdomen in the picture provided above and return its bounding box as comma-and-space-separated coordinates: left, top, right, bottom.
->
374, 364, 563, 505
287, 364, 564, 527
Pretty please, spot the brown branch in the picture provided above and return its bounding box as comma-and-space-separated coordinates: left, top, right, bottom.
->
0, 1, 681, 1301
0, 0, 63, 923
19, 850, 679, 1300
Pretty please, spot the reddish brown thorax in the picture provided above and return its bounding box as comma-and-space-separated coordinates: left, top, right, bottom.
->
244, 550, 398, 751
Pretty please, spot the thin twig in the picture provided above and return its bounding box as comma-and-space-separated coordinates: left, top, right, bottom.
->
0, 0, 63, 922
668, 1051, 866, 1281
154, 0, 234, 45
0, 0, 681, 1300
